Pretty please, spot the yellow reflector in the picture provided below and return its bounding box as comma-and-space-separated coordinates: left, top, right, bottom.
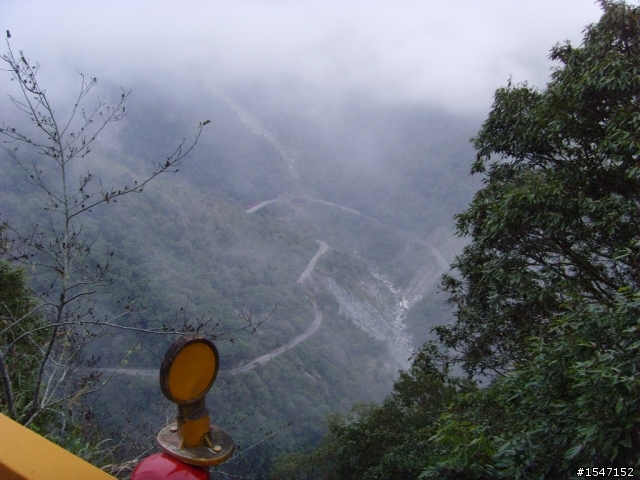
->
166, 340, 217, 403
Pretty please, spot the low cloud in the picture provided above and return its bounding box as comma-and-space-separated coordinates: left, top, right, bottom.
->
2, 0, 604, 115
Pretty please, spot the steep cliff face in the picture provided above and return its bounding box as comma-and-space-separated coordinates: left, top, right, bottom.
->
325, 275, 408, 367
321, 256, 442, 368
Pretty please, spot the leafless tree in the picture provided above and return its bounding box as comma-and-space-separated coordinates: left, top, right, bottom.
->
0, 38, 261, 431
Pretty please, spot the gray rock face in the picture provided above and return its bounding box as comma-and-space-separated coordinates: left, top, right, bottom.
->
324, 263, 436, 369
311, 223, 450, 369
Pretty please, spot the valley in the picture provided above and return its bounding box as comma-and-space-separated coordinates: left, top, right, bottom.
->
0, 81, 479, 479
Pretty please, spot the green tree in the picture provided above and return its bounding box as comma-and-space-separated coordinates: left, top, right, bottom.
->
421, 290, 640, 479
425, 0, 640, 473
0, 226, 47, 422
437, 0, 640, 376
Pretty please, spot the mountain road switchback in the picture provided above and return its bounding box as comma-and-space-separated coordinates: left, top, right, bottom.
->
108, 194, 448, 378
227, 239, 328, 375
109, 238, 329, 378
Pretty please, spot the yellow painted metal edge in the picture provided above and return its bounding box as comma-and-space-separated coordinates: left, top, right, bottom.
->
0, 414, 116, 480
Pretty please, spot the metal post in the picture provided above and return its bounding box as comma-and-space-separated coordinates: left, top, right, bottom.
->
131, 336, 235, 479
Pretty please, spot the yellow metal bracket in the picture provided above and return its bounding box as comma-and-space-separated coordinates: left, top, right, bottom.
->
0, 413, 116, 480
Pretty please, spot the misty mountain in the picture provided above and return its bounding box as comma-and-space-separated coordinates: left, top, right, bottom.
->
0, 78, 480, 477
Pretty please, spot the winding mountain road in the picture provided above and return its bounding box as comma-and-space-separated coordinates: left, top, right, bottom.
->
110, 195, 447, 378
228, 299, 323, 375
106, 93, 449, 379
247, 196, 449, 272
110, 238, 329, 378
227, 240, 328, 375
245, 199, 279, 213
297, 240, 329, 284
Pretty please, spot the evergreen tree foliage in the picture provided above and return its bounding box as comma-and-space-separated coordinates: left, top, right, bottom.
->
438, 0, 640, 376
271, 346, 476, 480
422, 290, 640, 478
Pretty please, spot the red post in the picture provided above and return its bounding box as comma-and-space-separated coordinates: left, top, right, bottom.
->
130, 453, 209, 480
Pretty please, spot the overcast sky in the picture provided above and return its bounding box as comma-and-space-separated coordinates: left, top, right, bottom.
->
0, 1, 613, 116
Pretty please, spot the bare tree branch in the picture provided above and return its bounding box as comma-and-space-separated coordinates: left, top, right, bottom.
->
0, 37, 230, 434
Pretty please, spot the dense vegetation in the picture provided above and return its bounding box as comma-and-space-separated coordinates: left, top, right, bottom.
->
273, 2, 640, 478
0, 227, 112, 465
0, 229, 46, 423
